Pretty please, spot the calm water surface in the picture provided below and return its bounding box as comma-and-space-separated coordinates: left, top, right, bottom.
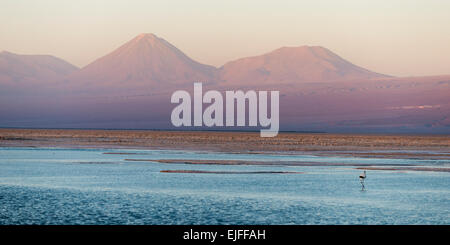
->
0, 147, 449, 224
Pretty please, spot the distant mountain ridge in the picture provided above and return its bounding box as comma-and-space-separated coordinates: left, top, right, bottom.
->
0, 51, 79, 85
0, 34, 390, 88
219, 46, 389, 84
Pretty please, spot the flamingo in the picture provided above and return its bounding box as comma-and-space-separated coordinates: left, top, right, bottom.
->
359, 170, 366, 190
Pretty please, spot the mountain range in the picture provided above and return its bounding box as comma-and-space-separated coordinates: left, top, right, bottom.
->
0, 33, 449, 133
0, 33, 391, 92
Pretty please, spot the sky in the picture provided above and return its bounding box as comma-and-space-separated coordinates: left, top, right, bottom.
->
1, 0, 450, 77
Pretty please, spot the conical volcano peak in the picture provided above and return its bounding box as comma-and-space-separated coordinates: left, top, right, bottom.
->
137, 33, 158, 38
128, 33, 168, 48
133, 33, 160, 42
70, 33, 217, 88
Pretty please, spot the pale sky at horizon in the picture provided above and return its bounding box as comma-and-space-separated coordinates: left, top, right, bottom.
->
1, 0, 450, 77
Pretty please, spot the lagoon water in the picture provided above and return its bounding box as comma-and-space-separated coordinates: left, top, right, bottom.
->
0, 147, 449, 224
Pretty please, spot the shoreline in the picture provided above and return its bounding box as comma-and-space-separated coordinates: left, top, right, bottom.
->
1, 128, 449, 153
1, 128, 449, 174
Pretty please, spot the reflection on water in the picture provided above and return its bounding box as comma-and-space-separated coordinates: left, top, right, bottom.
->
0, 147, 449, 224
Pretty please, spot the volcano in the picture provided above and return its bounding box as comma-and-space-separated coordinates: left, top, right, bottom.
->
69, 33, 217, 91
219, 46, 389, 84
